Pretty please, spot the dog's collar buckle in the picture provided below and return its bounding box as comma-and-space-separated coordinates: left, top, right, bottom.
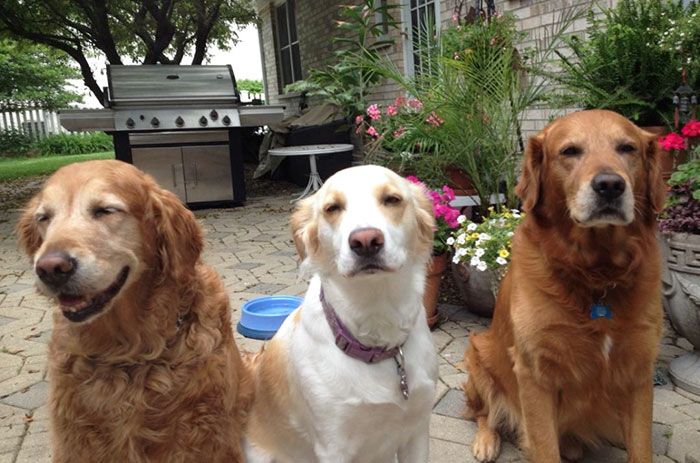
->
320, 287, 409, 398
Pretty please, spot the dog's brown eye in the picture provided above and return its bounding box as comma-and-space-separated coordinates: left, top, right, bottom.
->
93, 207, 118, 218
561, 146, 581, 156
617, 144, 636, 153
35, 213, 50, 223
383, 195, 402, 206
325, 204, 340, 214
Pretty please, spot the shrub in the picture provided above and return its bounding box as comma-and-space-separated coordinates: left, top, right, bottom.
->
0, 129, 35, 158
36, 132, 112, 156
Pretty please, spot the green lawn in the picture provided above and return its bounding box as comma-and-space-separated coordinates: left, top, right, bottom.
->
0, 152, 115, 181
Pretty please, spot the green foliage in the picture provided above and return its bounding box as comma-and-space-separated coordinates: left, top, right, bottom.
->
365, 10, 580, 213
0, 40, 82, 110
283, 0, 399, 117
669, 156, 700, 200
550, 0, 700, 126
0, 130, 35, 158
238, 79, 263, 94
35, 132, 113, 157
0, 0, 257, 104
0, 152, 114, 181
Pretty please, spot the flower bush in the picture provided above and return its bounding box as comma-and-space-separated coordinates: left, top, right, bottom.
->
449, 207, 524, 272
659, 119, 700, 235
406, 176, 460, 255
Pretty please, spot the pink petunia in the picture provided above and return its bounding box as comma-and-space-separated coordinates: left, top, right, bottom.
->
395, 96, 406, 107
442, 185, 456, 201
452, 13, 459, 22
386, 105, 397, 116
355, 115, 363, 125
366, 104, 381, 121
659, 133, 686, 151
681, 119, 700, 138
367, 126, 379, 137
393, 126, 405, 138
426, 111, 445, 127
408, 98, 423, 109
406, 175, 420, 184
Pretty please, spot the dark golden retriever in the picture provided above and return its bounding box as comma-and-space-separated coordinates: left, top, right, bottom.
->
462, 110, 666, 462
17, 160, 252, 463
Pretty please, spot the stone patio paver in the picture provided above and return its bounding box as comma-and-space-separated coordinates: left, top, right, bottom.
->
0, 194, 698, 462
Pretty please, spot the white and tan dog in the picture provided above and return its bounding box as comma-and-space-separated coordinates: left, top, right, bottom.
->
245, 165, 439, 463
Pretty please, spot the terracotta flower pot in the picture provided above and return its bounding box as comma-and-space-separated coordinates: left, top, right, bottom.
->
423, 253, 448, 328
445, 164, 478, 196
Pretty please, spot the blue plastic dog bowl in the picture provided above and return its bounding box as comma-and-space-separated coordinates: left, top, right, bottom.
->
237, 295, 302, 340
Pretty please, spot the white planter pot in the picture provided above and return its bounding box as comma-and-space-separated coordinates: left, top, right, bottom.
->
660, 232, 700, 395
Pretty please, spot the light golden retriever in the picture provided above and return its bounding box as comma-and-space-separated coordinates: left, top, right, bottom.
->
17, 160, 252, 463
245, 165, 438, 463
462, 110, 666, 462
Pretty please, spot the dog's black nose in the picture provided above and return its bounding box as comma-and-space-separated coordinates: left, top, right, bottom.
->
349, 228, 384, 258
36, 252, 77, 287
591, 173, 625, 200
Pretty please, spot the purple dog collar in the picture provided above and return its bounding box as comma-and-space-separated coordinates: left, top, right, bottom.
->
320, 287, 400, 364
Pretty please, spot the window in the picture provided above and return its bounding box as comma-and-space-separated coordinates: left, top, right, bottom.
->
374, 0, 390, 39
403, 0, 440, 78
275, 0, 301, 89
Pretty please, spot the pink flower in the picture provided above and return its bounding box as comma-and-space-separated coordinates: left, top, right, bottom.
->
366, 104, 381, 121
406, 176, 420, 184
395, 96, 406, 107
496, 11, 503, 18
453, 52, 460, 60
490, 37, 497, 46
393, 126, 405, 138
386, 105, 397, 116
355, 115, 363, 125
367, 126, 379, 137
442, 185, 456, 201
681, 119, 700, 138
426, 111, 445, 127
408, 98, 423, 109
452, 13, 459, 22
659, 133, 686, 151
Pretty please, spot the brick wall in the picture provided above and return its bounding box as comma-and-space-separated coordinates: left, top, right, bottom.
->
256, 0, 620, 135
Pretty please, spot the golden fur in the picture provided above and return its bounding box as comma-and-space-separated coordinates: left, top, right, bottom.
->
462, 110, 666, 462
17, 160, 252, 463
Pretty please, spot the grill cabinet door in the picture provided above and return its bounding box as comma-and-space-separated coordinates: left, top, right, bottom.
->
181, 145, 233, 203
131, 147, 187, 202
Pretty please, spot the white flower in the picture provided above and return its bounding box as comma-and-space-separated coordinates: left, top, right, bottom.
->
457, 248, 468, 257
470, 256, 481, 267
496, 257, 507, 265
452, 255, 461, 264
477, 261, 488, 271
475, 248, 485, 257
467, 223, 477, 231
446, 237, 455, 246
489, 219, 496, 225
479, 233, 491, 241
507, 231, 514, 237
512, 212, 521, 219
457, 215, 467, 224
457, 234, 466, 245
510, 209, 519, 214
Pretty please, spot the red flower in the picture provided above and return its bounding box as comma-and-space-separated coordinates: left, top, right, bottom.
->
681, 119, 700, 138
659, 133, 686, 151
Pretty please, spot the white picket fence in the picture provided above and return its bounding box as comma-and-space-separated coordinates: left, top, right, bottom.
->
0, 107, 67, 140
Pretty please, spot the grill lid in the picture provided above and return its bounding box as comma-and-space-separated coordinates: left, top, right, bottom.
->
106, 64, 239, 106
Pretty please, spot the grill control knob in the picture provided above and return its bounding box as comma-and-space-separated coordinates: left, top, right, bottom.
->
175, 116, 184, 127
199, 116, 208, 126
210, 110, 218, 120
222, 115, 231, 125
151, 117, 160, 127
126, 117, 135, 128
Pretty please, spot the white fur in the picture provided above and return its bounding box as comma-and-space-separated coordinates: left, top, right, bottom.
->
246, 166, 438, 463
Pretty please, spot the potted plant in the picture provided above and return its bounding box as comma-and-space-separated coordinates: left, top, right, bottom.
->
658, 119, 700, 394
448, 206, 524, 317
406, 176, 460, 328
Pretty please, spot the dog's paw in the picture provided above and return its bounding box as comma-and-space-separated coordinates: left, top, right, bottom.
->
560, 436, 583, 462
471, 428, 501, 462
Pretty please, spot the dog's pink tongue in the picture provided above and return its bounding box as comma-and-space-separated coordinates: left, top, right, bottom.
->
58, 294, 86, 308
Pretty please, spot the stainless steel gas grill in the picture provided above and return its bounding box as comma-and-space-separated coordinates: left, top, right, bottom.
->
59, 64, 284, 208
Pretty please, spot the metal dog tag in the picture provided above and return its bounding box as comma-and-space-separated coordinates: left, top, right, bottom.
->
394, 347, 409, 400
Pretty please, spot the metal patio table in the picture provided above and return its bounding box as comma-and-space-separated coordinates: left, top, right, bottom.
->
269, 144, 354, 202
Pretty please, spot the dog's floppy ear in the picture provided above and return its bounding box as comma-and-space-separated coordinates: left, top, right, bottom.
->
640, 128, 667, 215
146, 182, 203, 283
290, 196, 318, 261
515, 132, 545, 212
16, 195, 42, 259
409, 182, 435, 250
